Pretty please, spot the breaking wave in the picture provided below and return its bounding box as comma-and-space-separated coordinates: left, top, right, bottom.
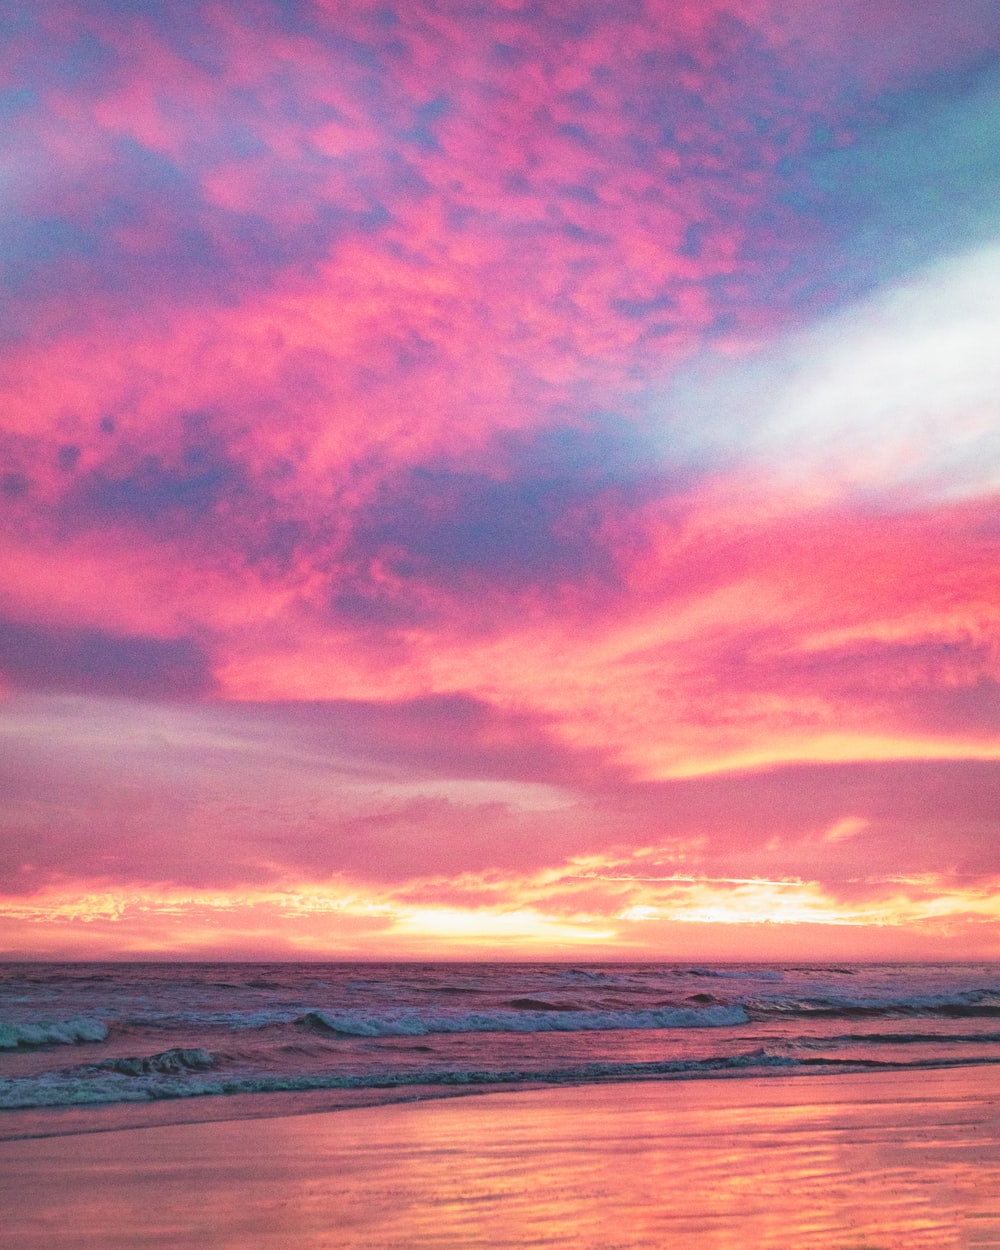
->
750, 993, 1000, 1021
6, 1047, 998, 1113
98, 1048, 215, 1077
0, 1048, 850, 1111
296, 1003, 748, 1038
0, 1018, 108, 1050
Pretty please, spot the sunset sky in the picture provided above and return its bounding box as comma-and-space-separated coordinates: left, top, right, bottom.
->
2, 0, 999, 960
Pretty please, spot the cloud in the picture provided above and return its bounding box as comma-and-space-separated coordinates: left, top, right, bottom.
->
1, 0, 999, 956
0, 620, 215, 698
0, 693, 588, 892
256, 692, 609, 784
3, 694, 998, 896
654, 242, 1000, 503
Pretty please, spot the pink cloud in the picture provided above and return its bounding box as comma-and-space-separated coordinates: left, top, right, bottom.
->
2, 0, 998, 956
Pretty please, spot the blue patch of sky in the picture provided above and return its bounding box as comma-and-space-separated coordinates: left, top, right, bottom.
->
331, 414, 683, 630
65, 416, 250, 533
84, 0, 179, 12
0, 3, 35, 36
639, 356, 781, 479
783, 59, 1000, 308
74, 450, 239, 525
0, 217, 103, 294
355, 468, 613, 584
329, 475, 614, 630
61, 417, 315, 574
400, 95, 451, 153
3, 137, 194, 293
0, 87, 38, 121
4, 119, 392, 314
612, 294, 676, 319
51, 29, 116, 86
483, 408, 709, 530
499, 417, 667, 490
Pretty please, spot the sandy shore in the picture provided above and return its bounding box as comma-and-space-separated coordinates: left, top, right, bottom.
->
3, 1067, 1000, 1248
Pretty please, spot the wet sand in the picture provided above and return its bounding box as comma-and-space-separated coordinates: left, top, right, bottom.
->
3, 1067, 1000, 1248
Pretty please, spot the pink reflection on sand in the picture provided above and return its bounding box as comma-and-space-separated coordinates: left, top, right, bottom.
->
3, 1067, 999, 1247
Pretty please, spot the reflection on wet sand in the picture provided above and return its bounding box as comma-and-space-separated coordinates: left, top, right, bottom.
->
3, 1067, 1000, 1248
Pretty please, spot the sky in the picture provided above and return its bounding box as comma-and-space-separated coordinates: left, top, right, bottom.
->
1, 0, 999, 961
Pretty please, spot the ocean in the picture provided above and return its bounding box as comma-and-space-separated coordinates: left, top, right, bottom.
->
3, 961, 1000, 1141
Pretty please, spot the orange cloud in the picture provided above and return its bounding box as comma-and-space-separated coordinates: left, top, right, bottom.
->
4, 858, 1000, 962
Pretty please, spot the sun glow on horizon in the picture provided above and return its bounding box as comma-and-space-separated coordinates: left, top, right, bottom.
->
4, 862, 999, 961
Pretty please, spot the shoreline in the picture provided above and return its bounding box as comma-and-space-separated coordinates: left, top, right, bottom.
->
4, 1066, 1000, 1247
4, 1055, 1000, 1144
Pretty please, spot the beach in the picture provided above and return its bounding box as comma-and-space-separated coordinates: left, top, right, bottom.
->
4, 1066, 1000, 1249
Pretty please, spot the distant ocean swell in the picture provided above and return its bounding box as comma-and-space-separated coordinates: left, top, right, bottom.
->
6, 995, 1000, 1052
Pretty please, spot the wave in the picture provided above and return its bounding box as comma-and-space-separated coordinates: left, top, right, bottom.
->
426, 985, 487, 996
752, 994, 1000, 1022
6, 994, 996, 1054
0, 1049, 798, 1110
797, 1030, 1000, 1049
505, 999, 582, 1012
686, 968, 785, 982
5, 1048, 999, 1112
0, 1018, 108, 1050
97, 1048, 215, 1077
296, 1003, 749, 1037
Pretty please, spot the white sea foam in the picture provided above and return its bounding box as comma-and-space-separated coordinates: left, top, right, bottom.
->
0, 1018, 108, 1050
753, 989, 1000, 1019
11, 1047, 986, 1113
98, 1048, 215, 1076
299, 1003, 749, 1037
0, 1048, 812, 1110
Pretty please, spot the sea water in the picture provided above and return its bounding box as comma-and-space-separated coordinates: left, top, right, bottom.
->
2, 961, 999, 1139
